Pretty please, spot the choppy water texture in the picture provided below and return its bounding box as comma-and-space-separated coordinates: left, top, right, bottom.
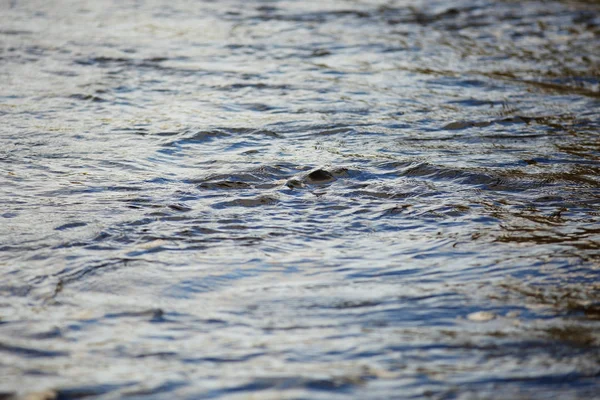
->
1, 0, 600, 398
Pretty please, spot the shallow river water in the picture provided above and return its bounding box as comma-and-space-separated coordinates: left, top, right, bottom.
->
1, 0, 600, 398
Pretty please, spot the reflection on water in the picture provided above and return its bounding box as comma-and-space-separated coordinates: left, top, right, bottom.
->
0, 0, 599, 398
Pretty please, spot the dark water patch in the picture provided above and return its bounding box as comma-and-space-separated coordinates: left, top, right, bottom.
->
74, 56, 130, 66
104, 308, 166, 322
51, 258, 153, 293
226, 375, 366, 394
72, 55, 213, 79
198, 372, 371, 399
442, 115, 582, 133
238, 102, 280, 112
218, 82, 291, 91
251, 9, 371, 23
68, 94, 107, 103
0, 342, 68, 358
176, 226, 221, 236
213, 195, 279, 208
74, 56, 170, 68
53, 384, 133, 400
466, 370, 600, 389
0, 30, 33, 35
182, 352, 265, 365
191, 163, 304, 188
497, 225, 600, 248
446, 98, 499, 107
310, 48, 332, 57
27, 327, 63, 340
544, 325, 599, 347
388, 161, 539, 192
167, 268, 267, 297
497, 281, 600, 319
42, 185, 145, 197
557, 140, 600, 161
55, 222, 87, 231
0, 284, 32, 297
168, 203, 192, 212
198, 181, 254, 190
159, 127, 285, 148
133, 351, 179, 359
45, 70, 79, 77
122, 380, 187, 397
325, 300, 383, 310
443, 116, 530, 130
490, 73, 600, 98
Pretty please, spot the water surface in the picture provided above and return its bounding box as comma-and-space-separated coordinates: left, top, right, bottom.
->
1, 0, 599, 398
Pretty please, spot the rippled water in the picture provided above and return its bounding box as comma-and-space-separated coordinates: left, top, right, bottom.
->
1, 0, 599, 398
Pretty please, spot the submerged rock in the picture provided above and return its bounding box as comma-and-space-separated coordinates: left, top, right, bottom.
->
306, 169, 335, 183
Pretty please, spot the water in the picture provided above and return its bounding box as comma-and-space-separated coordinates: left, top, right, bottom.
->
1, 0, 599, 398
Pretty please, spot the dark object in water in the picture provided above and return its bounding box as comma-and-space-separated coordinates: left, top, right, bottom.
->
306, 169, 335, 183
